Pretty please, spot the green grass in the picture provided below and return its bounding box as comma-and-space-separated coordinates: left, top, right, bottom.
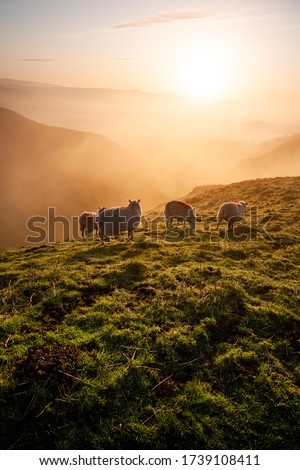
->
0, 177, 299, 449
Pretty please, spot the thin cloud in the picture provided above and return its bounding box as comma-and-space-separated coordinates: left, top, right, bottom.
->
112, 8, 269, 30
113, 11, 216, 29
105, 57, 140, 61
15, 59, 56, 62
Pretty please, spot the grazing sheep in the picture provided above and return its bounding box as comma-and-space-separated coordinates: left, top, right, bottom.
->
217, 201, 247, 230
79, 208, 105, 237
79, 211, 96, 237
97, 199, 142, 243
164, 200, 196, 232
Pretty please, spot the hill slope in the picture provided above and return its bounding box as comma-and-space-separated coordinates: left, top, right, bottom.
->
0, 107, 163, 247
0, 177, 299, 450
228, 135, 300, 181
146, 176, 300, 226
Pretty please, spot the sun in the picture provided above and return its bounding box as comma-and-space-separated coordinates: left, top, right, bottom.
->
177, 47, 231, 99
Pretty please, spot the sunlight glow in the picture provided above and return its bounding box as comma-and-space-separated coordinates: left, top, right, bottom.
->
177, 46, 232, 99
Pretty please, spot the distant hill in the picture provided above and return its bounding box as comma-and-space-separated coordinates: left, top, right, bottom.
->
1, 79, 299, 144
2, 79, 300, 197
0, 107, 163, 247
227, 136, 300, 181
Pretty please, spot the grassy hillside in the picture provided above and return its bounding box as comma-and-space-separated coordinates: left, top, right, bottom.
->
0, 177, 299, 450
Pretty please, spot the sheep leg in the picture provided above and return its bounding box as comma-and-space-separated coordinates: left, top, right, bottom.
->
217, 218, 222, 230
98, 223, 105, 243
228, 217, 238, 231
127, 217, 139, 241
127, 230, 133, 241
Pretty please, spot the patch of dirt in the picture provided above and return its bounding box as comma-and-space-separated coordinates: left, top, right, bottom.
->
14, 344, 80, 395
80, 284, 113, 306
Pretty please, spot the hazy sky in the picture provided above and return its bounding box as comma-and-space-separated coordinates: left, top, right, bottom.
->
1, 0, 300, 101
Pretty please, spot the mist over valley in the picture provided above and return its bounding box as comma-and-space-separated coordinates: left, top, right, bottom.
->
0, 79, 300, 247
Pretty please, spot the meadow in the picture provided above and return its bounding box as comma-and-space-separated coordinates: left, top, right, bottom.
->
0, 177, 299, 449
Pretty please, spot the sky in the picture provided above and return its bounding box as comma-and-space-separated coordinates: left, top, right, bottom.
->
1, 0, 300, 101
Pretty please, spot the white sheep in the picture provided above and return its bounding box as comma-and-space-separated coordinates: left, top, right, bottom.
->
217, 201, 247, 230
97, 200, 141, 243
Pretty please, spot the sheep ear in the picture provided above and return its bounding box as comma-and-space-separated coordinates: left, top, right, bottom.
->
137, 199, 140, 203
129, 199, 131, 203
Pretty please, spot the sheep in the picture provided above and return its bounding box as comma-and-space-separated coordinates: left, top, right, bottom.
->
79, 210, 100, 238
97, 200, 142, 243
217, 201, 247, 230
79, 211, 96, 237
164, 200, 196, 232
